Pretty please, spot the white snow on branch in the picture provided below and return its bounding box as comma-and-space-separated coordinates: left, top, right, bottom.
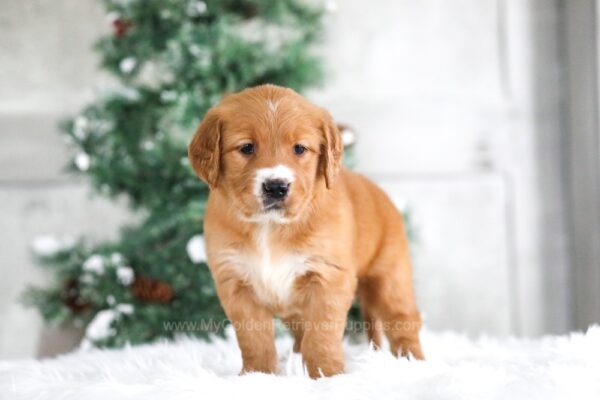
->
119, 57, 137, 74
115, 303, 134, 315
105, 11, 120, 24
81, 304, 135, 349
186, 234, 207, 263
73, 116, 89, 140
110, 252, 124, 266
84, 309, 118, 342
141, 140, 155, 150
83, 255, 104, 275
187, 0, 207, 16
117, 266, 135, 285
31, 235, 75, 257
74, 152, 90, 171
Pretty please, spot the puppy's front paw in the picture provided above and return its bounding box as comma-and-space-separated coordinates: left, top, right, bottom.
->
240, 364, 277, 375
303, 350, 345, 379
305, 360, 344, 379
240, 352, 278, 375
393, 338, 425, 360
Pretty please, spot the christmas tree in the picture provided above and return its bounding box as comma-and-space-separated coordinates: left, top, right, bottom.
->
24, 0, 356, 348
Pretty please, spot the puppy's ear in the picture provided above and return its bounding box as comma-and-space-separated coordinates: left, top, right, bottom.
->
319, 110, 343, 189
188, 109, 222, 189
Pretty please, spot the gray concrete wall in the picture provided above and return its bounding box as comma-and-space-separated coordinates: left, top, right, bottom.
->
0, 0, 107, 113
313, 0, 572, 337
0, 0, 128, 359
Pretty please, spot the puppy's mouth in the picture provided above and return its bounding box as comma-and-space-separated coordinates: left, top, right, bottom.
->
262, 199, 286, 212
239, 198, 291, 224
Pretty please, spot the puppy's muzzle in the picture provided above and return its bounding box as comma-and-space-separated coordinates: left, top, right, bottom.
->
262, 179, 290, 202
254, 165, 295, 212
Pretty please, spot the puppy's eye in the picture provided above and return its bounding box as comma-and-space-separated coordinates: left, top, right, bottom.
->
239, 143, 255, 155
293, 144, 307, 155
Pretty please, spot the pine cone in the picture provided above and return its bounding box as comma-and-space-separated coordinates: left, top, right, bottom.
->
131, 276, 175, 303
236, 1, 258, 19
112, 19, 131, 38
61, 278, 91, 313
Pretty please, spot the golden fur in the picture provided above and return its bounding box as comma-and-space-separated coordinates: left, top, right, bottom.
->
188, 84, 423, 378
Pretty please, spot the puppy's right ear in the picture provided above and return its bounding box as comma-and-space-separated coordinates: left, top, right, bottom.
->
188, 109, 221, 189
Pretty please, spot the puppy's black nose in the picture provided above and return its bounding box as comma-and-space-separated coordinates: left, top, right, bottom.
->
263, 179, 290, 200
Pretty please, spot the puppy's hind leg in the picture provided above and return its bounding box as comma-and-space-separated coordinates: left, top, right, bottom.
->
357, 284, 383, 349
362, 245, 424, 360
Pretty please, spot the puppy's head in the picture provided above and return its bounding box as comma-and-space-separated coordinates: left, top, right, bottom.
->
188, 84, 342, 223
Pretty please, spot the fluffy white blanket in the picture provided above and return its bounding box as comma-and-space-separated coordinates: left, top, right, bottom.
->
2, 327, 600, 400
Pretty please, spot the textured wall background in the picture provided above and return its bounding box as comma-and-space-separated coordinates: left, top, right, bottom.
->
0, 0, 571, 358
0, 0, 129, 359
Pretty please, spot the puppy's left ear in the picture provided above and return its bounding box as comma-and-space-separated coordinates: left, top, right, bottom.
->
319, 110, 343, 189
188, 109, 222, 189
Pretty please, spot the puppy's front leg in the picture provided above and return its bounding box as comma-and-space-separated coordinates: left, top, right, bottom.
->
215, 276, 277, 374
297, 271, 355, 378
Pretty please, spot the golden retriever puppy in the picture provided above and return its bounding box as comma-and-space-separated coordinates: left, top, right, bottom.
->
188, 84, 423, 378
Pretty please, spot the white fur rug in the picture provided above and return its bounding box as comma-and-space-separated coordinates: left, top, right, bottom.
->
2, 327, 600, 400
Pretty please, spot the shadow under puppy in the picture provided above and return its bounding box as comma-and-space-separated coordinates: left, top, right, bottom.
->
188, 84, 424, 378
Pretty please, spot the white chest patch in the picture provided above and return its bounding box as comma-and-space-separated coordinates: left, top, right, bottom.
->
232, 224, 309, 306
